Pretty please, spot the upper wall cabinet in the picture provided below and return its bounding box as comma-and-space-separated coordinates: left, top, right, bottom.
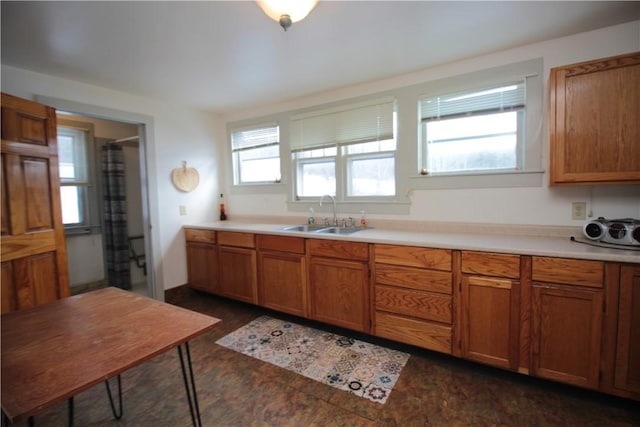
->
549, 52, 640, 186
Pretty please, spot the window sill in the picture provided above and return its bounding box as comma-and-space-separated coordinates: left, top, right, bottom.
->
409, 170, 544, 190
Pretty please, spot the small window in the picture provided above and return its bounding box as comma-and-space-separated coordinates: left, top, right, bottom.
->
419, 82, 525, 175
291, 99, 396, 201
231, 124, 281, 184
58, 126, 90, 226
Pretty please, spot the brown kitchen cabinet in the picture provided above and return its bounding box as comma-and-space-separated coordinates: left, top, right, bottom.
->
549, 51, 640, 186
185, 228, 219, 293
373, 244, 453, 354
530, 256, 605, 389
257, 234, 307, 317
460, 251, 521, 370
612, 264, 640, 398
218, 231, 258, 304
307, 238, 370, 333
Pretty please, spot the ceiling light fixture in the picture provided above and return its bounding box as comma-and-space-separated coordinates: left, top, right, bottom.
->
257, 0, 319, 31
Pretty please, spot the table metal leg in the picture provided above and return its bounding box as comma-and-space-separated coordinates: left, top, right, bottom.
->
104, 374, 123, 420
67, 397, 73, 427
177, 342, 202, 427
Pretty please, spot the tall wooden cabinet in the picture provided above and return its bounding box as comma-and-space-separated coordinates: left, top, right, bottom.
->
530, 257, 605, 389
307, 239, 370, 333
1, 93, 69, 313
549, 52, 640, 186
460, 251, 522, 370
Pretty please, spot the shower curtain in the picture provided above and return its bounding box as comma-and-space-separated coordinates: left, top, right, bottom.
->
101, 144, 131, 290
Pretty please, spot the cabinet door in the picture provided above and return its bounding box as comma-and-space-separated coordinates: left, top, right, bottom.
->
309, 257, 369, 332
614, 265, 640, 395
219, 246, 257, 304
531, 284, 603, 389
258, 251, 306, 317
1, 93, 69, 313
461, 276, 520, 370
186, 242, 218, 293
549, 52, 640, 185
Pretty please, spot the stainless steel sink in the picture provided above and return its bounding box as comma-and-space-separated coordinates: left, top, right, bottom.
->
316, 227, 362, 235
279, 224, 328, 233
279, 225, 362, 235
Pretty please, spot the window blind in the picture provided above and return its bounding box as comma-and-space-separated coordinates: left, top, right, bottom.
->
231, 124, 279, 152
290, 99, 394, 151
420, 82, 525, 122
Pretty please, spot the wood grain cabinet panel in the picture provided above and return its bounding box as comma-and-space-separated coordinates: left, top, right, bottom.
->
219, 244, 257, 304
460, 252, 521, 370
373, 244, 453, 354
308, 256, 369, 332
614, 265, 640, 397
531, 284, 603, 389
185, 228, 218, 293
257, 235, 307, 317
549, 52, 640, 186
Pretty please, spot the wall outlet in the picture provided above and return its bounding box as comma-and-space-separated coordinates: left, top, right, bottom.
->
179, 205, 187, 216
571, 202, 586, 220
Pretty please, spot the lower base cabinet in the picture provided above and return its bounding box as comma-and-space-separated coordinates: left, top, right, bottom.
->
530, 257, 604, 390
185, 229, 218, 293
460, 251, 521, 370
613, 265, 640, 397
307, 239, 370, 333
218, 232, 257, 304
257, 235, 307, 317
184, 228, 639, 401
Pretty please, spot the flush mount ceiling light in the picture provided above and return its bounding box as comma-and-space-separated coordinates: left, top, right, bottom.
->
257, 0, 319, 31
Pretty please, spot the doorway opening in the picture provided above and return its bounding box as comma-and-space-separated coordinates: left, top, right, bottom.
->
58, 113, 149, 296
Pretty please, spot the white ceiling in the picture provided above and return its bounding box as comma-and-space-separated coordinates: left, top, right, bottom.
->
2, 1, 639, 114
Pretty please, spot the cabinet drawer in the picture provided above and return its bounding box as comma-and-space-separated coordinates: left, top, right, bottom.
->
218, 231, 255, 248
462, 251, 520, 279
185, 228, 216, 243
374, 244, 451, 271
375, 264, 452, 294
307, 239, 368, 261
375, 311, 451, 354
375, 285, 452, 324
257, 234, 305, 254
532, 257, 604, 288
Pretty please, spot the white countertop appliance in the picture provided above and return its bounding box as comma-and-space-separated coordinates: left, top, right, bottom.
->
583, 217, 640, 247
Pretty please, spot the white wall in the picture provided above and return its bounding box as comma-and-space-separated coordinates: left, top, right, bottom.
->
223, 21, 640, 226
1, 67, 223, 292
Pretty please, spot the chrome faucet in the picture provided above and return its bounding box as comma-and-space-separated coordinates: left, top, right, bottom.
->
319, 194, 337, 226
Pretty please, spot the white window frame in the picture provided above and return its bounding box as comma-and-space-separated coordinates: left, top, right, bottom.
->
57, 120, 97, 234
230, 123, 281, 185
290, 98, 397, 203
411, 58, 544, 190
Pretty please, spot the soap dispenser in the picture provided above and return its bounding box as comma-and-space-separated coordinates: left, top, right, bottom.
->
308, 208, 316, 225
359, 210, 367, 228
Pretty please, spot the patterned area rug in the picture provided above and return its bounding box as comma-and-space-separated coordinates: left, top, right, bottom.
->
216, 316, 409, 404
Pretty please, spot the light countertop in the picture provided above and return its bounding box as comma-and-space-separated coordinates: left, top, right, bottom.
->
186, 220, 640, 264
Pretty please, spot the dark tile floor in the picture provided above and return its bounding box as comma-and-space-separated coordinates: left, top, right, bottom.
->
10, 287, 640, 426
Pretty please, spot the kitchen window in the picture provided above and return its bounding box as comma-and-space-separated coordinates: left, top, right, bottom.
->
290, 98, 396, 200
57, 123, 93, 230
231, 123, 281, 184
419, 81, 525, 175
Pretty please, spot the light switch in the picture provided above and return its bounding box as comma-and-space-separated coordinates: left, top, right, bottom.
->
179, 205, 187, 216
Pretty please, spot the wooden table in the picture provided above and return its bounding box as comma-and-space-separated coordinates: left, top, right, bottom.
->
1, 287, 221, 426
